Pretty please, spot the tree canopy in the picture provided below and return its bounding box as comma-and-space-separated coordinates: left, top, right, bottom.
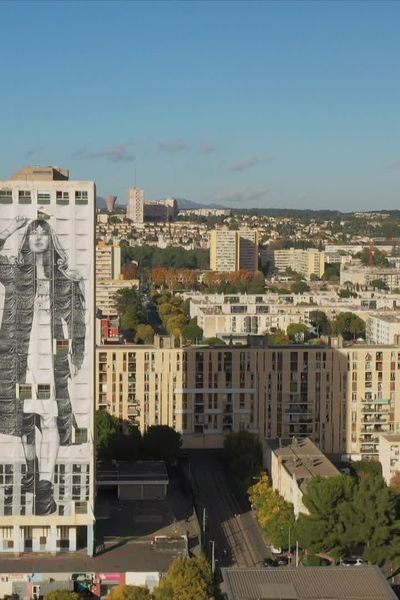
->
44, 592, 81, 600
249, 473, 295, 548
122, 245, 210, 271
296, 473, 400, 563
308, 310, 331, 335
95, 411, 142, 461
331, 312, 366, 340
154, 557, 215, 600
224, 431, 263, 486
142, 426, 182, 464
287, 323, 309, 343
107, 584, 152, 600
290, 281, 310, 294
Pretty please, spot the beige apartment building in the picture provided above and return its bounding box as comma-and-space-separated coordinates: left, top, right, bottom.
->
264, 438, 339, 516
378, 434, 400, 485
96, 337, 400, 461
96, 242, 121, 280
127, 187, 145, 223
274, 248, 325, 280
210, 227, 259, 272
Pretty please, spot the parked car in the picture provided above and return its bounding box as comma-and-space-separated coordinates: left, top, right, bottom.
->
276, 555, 289, 566
341, 557, 366, 566
263, 558, 278, 567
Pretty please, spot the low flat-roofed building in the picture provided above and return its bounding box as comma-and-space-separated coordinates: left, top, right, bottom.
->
265, 438, 339, 515
222, 566, 397, 600
96, 460, 169, 500
379, 433, 400, 485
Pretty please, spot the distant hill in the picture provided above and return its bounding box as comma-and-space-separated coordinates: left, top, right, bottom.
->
176, 198, 228, 210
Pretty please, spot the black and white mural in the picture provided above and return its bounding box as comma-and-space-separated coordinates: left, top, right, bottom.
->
0, 210, 92, 518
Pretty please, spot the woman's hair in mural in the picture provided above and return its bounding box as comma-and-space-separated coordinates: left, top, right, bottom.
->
17, 219, 82, 284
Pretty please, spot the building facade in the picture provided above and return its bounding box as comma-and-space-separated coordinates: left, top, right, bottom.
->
0, 166, 95, 554
127, 187, 145, 223
210, 228, 259, 272
378, 434, 400, 485
367, 314, 400, 345
273, 248, 325, 280
264, 438, 339, 516
96, 242, 121, 280
96, 337, 400, 462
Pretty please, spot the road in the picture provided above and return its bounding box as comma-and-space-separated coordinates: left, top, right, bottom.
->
189, 451, 270, 570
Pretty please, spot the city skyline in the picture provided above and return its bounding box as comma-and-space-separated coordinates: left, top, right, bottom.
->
1, 0, 400, 210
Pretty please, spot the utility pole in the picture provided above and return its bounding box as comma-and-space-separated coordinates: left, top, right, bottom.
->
211, 540, 215, 573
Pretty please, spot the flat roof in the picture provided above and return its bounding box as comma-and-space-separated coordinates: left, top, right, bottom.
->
266, 438, 339, 491
0, 539, 187, 574
97, 461, 169, 484
222, 566, 397, 600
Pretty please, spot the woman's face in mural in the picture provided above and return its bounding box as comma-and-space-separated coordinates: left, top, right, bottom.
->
28, 225, 49, 254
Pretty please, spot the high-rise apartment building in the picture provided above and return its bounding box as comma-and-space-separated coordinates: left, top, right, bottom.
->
96, 241, 121, 280
96, 338, 400, 462
210, 228, 259, 272
239, 229, 259, 271
0, 166, 95, 555
273, 248, 325, 279
127, 187, 144, 223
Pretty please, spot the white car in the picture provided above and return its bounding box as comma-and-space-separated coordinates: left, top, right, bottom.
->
341, 557, 366, 566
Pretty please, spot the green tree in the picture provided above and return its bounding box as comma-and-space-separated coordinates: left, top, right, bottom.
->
358, 247, 390, 268
95, 411, 142, 461
203, 337, 226, 346
322, 264, 340, 282
182, 321, 203, 343
287, 323, 309, 342
267, 329, 290, 345
107, 584, 153, 600
224, 431, 262, 485
135, 324, 155, 344
370, 279, 389, 290
309, 310, 331, 335
332, 312, 366, 340
350, 474, 400, 564
290, 281, 310, 294
142, 426, 182, 464
296, 475, 356, 558
248, 474, 296, 548
154, 556, 215, 600
44, 592, 81, 600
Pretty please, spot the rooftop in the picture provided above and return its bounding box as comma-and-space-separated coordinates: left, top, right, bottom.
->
0, 539, 187, 574
266, 438, 339, 491
97, 460, 169, 484
222, 566, 397, 600
11, 165, 69, 181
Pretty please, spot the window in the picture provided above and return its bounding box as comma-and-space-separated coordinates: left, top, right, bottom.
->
18, 190, 31, 204
75, 190, 88, 205
55, 339, 69, 356
75, 501, 87, 514
18, 384, 32, 400
37, 191, 50, 204
37, 385, 51, 399
75, 428, 88, 444
56, 191, 69, 205
0, 189, 12, 203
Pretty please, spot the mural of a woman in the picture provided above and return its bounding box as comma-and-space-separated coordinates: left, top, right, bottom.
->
0, 216, 85, 515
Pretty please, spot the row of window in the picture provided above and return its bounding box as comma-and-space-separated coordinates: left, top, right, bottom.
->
0, 189, 89, 204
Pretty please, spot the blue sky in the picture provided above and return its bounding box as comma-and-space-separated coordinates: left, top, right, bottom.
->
1, 0, 400, 211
